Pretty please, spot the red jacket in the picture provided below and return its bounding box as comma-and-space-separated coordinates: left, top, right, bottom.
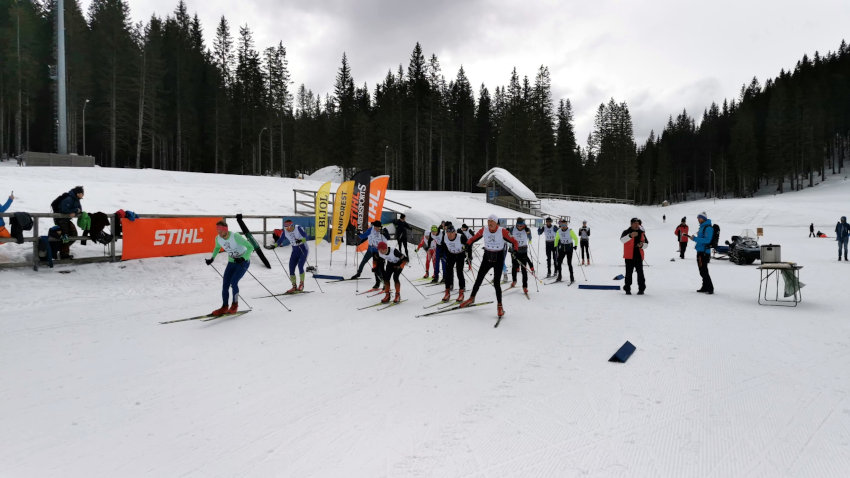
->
621, 228, 648, 260
674, 224, 689, 243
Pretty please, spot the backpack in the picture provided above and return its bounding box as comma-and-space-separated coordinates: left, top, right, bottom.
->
710, 224, 720, 249
13, 212, 33, 230
51, 192, 70, 213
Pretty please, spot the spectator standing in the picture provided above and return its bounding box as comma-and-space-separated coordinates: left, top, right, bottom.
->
691, 212, 715, 294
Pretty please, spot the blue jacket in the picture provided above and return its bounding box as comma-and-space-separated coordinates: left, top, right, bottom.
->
358, 227, 390, 252
58, 190, 83, 215
835, 220, 850, 241
0, 196, 12, 227
693, 219, 714, 253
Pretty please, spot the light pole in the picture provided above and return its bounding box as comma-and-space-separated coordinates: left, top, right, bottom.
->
384, 145, 389, 173
258, 127, 267, 175
82, 98, 89, 156
710, 168, 716, 203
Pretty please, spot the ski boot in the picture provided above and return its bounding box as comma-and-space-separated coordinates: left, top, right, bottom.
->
459, 296, 475, 308
286, 283, 298, 294
393, 290, 401, 304
422, 273, 430, 279
442, 289, 451, 302
298, 281, 304, 291
510, 281, 517, 288
380, 285, 391, 303
228, 302, 239, 314
212, 305, 228, 316
456, 289, 465, 302
349, 273, 360, 280
523, 287, 528, 294
497, 303, 505, 317
430, 275, 439, 284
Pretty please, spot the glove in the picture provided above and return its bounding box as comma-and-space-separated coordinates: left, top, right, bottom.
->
234, 257, 246, 263
61, 234, 71, 244
205, 258, 213, 265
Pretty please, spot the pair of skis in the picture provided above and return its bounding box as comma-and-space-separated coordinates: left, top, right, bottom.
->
358, 299, 408, 311
159, 310, 251, 324
415, 301, 494, 318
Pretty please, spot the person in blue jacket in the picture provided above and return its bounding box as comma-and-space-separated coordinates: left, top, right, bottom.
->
835, 216, 850, 261
0, 191, 14, 244
690, 211, 714, 294
53, 186, 84, 258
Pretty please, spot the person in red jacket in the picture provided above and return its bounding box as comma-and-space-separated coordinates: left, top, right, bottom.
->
460, 214, 520, 317
620, 217, 649, 295
674, 217, 689, 259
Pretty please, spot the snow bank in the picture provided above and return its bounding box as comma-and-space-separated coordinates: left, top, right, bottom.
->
304, 165, 343, 183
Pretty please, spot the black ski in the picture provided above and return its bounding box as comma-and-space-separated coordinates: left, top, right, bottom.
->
201, 310, 251, 322
160, 310, 250, 324
325, 277, 367, 283
236, 213, 271, 269
415, 301, 494, 318
495, 313, 504, 328
256, 290, 313, 299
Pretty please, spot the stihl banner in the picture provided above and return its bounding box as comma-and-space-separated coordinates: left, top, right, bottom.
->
121, 217, 220, 261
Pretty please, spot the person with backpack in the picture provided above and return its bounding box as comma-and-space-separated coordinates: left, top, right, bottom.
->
836, 216, 850, 261
690, 211, 715, 294
51, 186, 84, 258
674, 217, 689, 259
0, 191, 14, 244
205, 219, 254, 316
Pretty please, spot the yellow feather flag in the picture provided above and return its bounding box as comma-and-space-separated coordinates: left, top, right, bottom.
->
330, 181, 354, 252
315, 181, 331, 248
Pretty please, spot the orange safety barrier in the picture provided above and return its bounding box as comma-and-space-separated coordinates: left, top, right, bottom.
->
121, 217, 222, 261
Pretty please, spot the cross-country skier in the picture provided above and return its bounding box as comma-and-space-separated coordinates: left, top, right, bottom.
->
460, 223, 475, 269
554, 218, 579, 283
509, 218, 534, 293
205, 219, 254, 316
272, 218, 309, 292
578, 220, 591, 265
439, 224, 469, 302
376, 241, 409, 303
350, 220, 391, 289
428, 223, 447, 283
537, 217, 558, 277
416, 225, 439, 278
461, 214, 520, 318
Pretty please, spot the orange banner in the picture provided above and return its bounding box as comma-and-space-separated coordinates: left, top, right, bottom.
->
357, 175, 390, 252
121, 217, 221, 261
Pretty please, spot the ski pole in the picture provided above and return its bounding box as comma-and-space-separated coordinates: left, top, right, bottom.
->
245, 268, 291, 311
211, 263, 254, 311
401, 270, 427, 299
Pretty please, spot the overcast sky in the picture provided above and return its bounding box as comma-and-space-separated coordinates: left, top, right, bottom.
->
83, 0, 849, 144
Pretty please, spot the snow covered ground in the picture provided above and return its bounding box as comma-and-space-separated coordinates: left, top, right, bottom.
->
2, 162, 850, 477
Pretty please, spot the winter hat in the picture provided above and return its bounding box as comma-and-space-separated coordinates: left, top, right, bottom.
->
430, 225, 438, 232
284, 219, 293, 224
371, 220, 382, 227
697, 212, 707, 221
445, 225, 456, 233
72, 185, 84, 195
516, 218, 525, 225
461, 223, 468, 229
377, 241, 388, 250
681, 217, 686, 223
